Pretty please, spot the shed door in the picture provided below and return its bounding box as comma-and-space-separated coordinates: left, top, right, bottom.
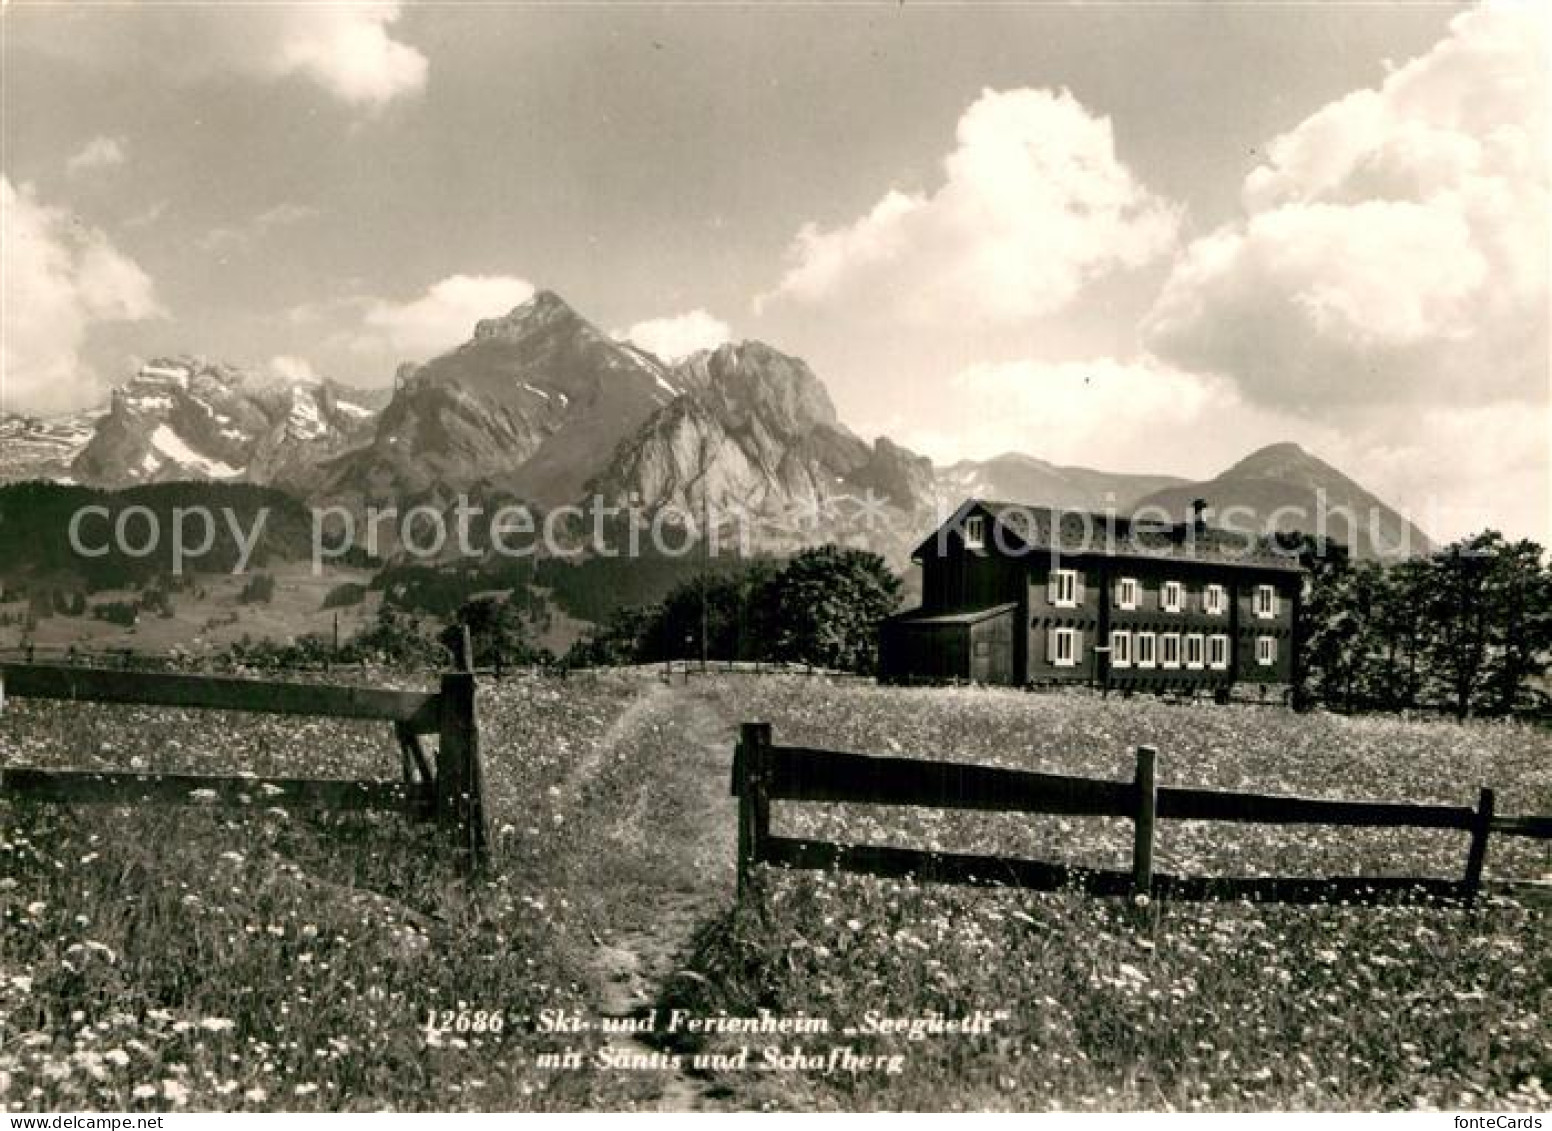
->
972, 619, 1013, 685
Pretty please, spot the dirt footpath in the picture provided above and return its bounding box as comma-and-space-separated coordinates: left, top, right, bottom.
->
562, 682, 742, 1110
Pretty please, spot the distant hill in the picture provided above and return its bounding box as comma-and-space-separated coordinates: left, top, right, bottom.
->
0, 481, 319, 589
1130, 442, 1432, 560
936, 452, 1186, 513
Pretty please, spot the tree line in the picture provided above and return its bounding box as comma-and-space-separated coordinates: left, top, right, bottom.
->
564, 545, 902, 673
1296, 530, 1551, 718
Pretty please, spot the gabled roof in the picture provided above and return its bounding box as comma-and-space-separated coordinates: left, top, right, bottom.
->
912, 498, 1304, 573
887, 601, 1018, 626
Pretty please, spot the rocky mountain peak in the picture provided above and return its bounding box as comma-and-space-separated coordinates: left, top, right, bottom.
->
471, 289, 593, 344
70, 356, 376, 491
672, 340, 840, 436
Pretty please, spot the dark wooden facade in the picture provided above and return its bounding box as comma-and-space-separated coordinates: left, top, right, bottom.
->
878, 603, 1017, 686
881, 500, 1305, 691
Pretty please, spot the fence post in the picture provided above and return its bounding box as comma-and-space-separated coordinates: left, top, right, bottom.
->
437, 670, 487, 868
736, 722, 772, 899
1131, 745, 1158, 902
1462, 786, 1495, 906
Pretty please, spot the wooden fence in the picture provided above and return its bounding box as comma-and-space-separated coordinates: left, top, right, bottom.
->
731, 723, 1552, 906
0, 662, 489, 866
660, 659, 873, 685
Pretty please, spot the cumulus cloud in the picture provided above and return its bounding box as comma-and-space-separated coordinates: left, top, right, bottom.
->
762, 87, 1179, 325
885, 350, 1548, 542
618, 310, 731, 362
201, 203, 320, 256
13, 3, 427, 109
1357, 401, 1549, 545
890, 356, 1279, 478
1143, 3, 1548, 412
66, 136, 127, 175
2, 176, 163, 415
354, 274, 536, 360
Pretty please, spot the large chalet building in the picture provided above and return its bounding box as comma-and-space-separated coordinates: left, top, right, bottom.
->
879, 499, 1305, 691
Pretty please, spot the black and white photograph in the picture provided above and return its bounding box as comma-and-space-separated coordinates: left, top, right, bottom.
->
1, 0, 1548, 1117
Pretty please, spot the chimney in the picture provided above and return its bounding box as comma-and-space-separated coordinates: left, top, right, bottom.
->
1191, 497, 1208, 535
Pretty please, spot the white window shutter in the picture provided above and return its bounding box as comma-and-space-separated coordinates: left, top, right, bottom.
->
1074, 573, 1085, 605
1073, 629, 1084, 661
1047, 572, 1058, 603
1046, 625, 1058, 664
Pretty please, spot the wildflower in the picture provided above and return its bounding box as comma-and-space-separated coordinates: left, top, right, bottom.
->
162, 1079, 190, 1105
132, 1084, 158, 1100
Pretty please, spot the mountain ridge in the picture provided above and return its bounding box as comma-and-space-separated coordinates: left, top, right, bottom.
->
1, 290, 1433, 561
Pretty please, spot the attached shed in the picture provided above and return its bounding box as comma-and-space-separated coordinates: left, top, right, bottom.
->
879, 603, 1017, 686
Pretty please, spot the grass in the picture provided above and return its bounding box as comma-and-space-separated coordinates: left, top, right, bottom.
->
0, 564, 382, 658
665, 680, 1552, 1111
3, 671, 1548, 1111
1, 670, 674, 1111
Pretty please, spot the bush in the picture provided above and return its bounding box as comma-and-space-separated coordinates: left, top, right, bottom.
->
440, 596, 550, 669
238, 573, 276, 605
91, 601, 139, 627
322, 581, 368, 610
572, 545, 902, 673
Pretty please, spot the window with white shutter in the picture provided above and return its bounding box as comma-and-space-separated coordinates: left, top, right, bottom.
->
1048, 626, 1080, 667
1162, 580, 1184, 613
1205, 584, 1227, 615
1185, 633, 1205, 670
1257, 636, 1277, 666
1135, 632, 1156, 668
1117, 577, 1139, 610
1050, 569, 1080, 608
1160, 633, 1181, 669
1110, 630, 1131, 668
1255, 584, 1279, 619
1208, 634, 1229, 670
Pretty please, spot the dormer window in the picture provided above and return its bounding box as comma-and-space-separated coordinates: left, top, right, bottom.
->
964, 515, 985, 550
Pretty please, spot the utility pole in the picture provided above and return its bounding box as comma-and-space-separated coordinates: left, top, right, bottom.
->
700, 485, 709, 674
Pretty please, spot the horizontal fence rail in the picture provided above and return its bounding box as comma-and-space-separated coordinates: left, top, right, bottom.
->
0, 663, 485, 865
0, 664, 440, 732
1153, 786, 1475, 830
731, 725, 1551, 908
761, 745, 1135, 816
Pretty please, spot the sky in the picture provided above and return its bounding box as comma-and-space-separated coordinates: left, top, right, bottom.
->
2, 1, 1547, 543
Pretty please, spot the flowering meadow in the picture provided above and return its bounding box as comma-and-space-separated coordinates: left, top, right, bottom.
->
0, 669, 675, 1111
667, 679, 1551, 1111
3, 669, 1548, 1111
